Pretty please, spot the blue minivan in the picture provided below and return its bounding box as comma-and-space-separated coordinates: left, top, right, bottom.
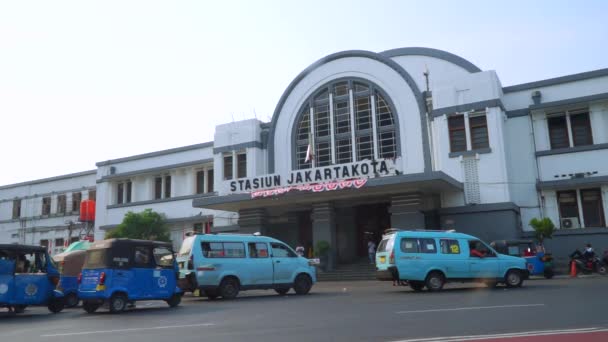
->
376, 230, 529, 291
78, 239, 182, 313
177, 233, 316, 299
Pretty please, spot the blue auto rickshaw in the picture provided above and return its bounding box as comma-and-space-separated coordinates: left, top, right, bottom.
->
0, 244, 65, 314
78, 239, 182, 313
490, 240, 554, 279
53, 249, 87, 308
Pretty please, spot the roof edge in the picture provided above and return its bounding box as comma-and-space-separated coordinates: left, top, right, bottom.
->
380, 47, 482, 73
0, 170, 97, 191
96, 141, 214, 167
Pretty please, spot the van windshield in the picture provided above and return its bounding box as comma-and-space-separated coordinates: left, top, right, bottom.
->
378, 235, 395, 252
179, 237, 195, 256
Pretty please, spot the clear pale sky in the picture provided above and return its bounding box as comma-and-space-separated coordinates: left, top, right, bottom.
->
1, 0, 607, 186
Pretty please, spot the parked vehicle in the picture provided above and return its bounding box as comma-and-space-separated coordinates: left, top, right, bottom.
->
78, 239, 182, 313
177, 233, 316, 299
570, 249, 607, 275
376, 229, 529, 291
490, 240, 554, 279
53, 249, 87, 307
0, 244, 65, 314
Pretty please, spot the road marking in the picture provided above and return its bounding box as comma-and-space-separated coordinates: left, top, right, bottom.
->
41, 323, 216, 337
390, 327, 608, 342
395, 304, 545, 314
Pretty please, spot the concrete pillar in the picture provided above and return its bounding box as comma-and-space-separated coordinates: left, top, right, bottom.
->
285, 212, 299, 248
336, 207, 357, 263
237, 208, 267, 235
311, 202, 337, 270
389, 193, 425, 229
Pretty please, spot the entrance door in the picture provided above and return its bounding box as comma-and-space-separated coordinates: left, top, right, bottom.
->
355, 203, 390, 258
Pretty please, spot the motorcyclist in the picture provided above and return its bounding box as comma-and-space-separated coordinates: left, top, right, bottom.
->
583, 243, 595, 260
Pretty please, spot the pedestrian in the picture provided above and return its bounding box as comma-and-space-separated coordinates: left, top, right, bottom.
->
368, 239, 376, 264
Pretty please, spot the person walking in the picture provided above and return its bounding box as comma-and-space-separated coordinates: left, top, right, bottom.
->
368, 240, 377, 264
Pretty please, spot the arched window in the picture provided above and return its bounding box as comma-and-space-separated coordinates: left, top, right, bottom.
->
294, 79, 398, 169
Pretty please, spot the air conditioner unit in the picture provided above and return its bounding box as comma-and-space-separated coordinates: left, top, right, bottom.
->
561, 217, 581, 229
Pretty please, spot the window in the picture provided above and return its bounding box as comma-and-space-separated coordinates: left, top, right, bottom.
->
70, 236, 79, 244
440, 239, 461, 254
42, 197, 51, 215
196, 170, 205, 194
581, 188, 606, 227
419, 239, 437, 254
153, 247, 174, 268
12, 199, 21, 219
55, 238, 64, 249
88, 190, 96, 201
548, 109, 593, 149
557, 190, 579, 221
207, 169, 214, 192
164, 176, 171, 198
117, 183, 124, 204
57, 195, 66, 214
201, 242, 245, 258
155, 177, 162, 199
469, 115, 489, 149
293, 79, 398, 169
270, 243, 296, 258
237, 153, 247, 179
248, 242, 269, 258
223, 154, 233, 180
134, 246, 151, 267
40, 239, 49, 250
400, 238, 437, 253
72, 192, 81, 212
448, 115, 467, 152
126, 181, 132, 203
400, 238, 418, 253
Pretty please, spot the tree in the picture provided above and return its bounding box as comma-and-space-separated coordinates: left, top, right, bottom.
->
106, 209, 171, 242
529, 217, 555, 247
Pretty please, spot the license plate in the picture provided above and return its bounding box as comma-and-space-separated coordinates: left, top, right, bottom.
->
380, 256, 386, 263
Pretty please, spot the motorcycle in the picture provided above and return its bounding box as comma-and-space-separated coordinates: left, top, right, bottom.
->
570, 249, 607, 275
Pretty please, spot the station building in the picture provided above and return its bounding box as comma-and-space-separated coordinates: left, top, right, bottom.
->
1, 47, 607, 265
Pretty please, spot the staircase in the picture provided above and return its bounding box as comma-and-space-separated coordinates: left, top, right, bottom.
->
316, 260, 377, 281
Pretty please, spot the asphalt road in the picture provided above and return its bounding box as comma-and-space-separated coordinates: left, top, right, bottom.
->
2, 277, 608, 342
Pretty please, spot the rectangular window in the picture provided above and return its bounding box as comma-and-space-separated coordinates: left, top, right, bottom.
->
134, 246, 151, 267
201, 242, 245, 258
581, 188, 606, 227
314, 103, 330, 138
400, 238, 437, 253
548, 115, 569, 149
70, 236, 79, 244
207, 169, 214, 193
378, 131, 396, 159
155, 177, 162, 199
570, 112, 593, 146
469, 115, 489, 149
223, 154, 233, 180
334, 81, 349, 97
72, 192, 82, 212
297, 145, 312, 169
375, 95, 394, 127
57, 194, 66, 214
334, 99, 351, 135
117, 183, 124, 204
297, 111, 310, 141
336, 138, 353, 164
153, 247, 174, 268
42, 197, 51, 215
448, 115, 467, 152
356, 135, 373, 161
440, 239, 461, 254
557, 190, 579, 223
400, 238, 418, 253
248, 242, 269, 258
40, 239, 49, 250
164, 175, 171, 198
12, 199, 21, 219
355, 96, 371, 130
196, 170, 205, 194
55, 238, 64, 249
126, 181, 132, 203
88, 190, 96, 201
193, 223, 203, 234
315, 142, 331, 167
419, 238, 437, 254
237, 153, 247, 179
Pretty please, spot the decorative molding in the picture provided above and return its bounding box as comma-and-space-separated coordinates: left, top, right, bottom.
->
503, 68, 608, 93
0, 170, 96, 191
431, 99, 505, 119
96, 142, 213, 167
97, 158, 213, 183
537, 175, 608, 190
449, 148, 492, 158
213, 141, 263, 154
438, 202, 520, 215
107, 192, 217, 209
505, 108, 529, 118
529, 92, 608, 111
536, 143, 608, 157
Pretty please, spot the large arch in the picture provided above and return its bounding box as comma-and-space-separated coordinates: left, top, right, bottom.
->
380, 47, 482, 73
267, 49, 431, 174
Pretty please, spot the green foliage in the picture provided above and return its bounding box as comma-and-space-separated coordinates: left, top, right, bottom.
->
106, 209, 170, 242
529, 217, 555, 244
314, 240, 330, 257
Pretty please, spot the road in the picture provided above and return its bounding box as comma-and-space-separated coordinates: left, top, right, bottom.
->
2, 277, 608, 342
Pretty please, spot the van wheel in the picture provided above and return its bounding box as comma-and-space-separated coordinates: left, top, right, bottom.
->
109, 294, 128, 313
48, 298, 65, 313
425, 272, 445, 292
65, 293, 79, 308
166, 294, 181, 308
409, 281, 425, 292
505, 270, 523, 288
13, 305, 27, 314
219, 277, 240, 300
294, 274, 312, 295
204, 290, 218, 300
83, 302, 100, 313
275, 287, 290, 295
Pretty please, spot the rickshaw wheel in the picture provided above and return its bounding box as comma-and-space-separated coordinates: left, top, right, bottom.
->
83, 302, 100, 313
13, 305, 27, 314
166, 294, 181, 308
48, 298, 65, 313
109, 294, 127, 313
65, 293, 79, 308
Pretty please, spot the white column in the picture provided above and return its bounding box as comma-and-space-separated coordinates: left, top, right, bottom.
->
349, 89, 357, 162
565, 112, 574, 147
464, 112, 472, 151
329, 93, 336, 164
170, 171, 177, 197
370, 94, 379, 159
161, 177, 166, 199
576, 189, 586, 228
203, 168, 209, 193
602, 186, 608, 227
232, 151, 238, 179
122, 182, 127, 203
309, 106, 316, 167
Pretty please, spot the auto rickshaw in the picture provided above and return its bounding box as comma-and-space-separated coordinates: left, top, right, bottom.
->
0, 244, 65, 314
53, 249, 87, 308
490, 240, 554, 279
78, 239, 182, 313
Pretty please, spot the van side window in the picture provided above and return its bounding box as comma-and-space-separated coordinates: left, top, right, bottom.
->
419, 239, 436, 254
440, 239, 461, 254
201, 242, 245, 258
153, 247, 174, 268
248, 243, 269, 258
134, 246, 151, 267
400, 238, 437, 254
400, 238, 418, 253
270, 243, 296, 258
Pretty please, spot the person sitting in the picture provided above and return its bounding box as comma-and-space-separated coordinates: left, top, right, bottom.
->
469, 242, 486, 258
583, 243, 595, 260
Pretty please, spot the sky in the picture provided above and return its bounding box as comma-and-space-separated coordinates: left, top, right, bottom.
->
1, 0, 607, 186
